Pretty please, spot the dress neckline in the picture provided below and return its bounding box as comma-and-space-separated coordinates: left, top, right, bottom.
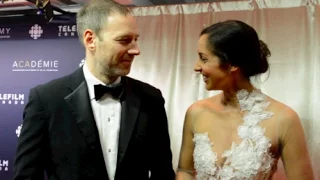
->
193, 89, 276, 179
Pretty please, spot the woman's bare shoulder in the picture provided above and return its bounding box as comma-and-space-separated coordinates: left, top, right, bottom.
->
187, 94, 222, 113
266, 95, 301, 132
267, 96, 299, 118
184, 94, 223, 126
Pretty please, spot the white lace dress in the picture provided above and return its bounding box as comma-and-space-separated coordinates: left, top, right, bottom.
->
193, 90, 277, 180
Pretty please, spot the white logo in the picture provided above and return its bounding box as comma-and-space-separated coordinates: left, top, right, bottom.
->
12, 60, 59, 72
58, 25, 77, 37
79, 58, 85, 67
29, 24, 43, 40
16, 124, 23, 137
0, 27, 10, 39
0, 93, 24, 105
0, 160, 9, 172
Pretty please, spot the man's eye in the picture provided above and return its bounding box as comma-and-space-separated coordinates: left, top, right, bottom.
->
119, 39, 131, 43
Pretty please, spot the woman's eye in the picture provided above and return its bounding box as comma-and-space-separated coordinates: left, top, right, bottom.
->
200, 57, 207, 62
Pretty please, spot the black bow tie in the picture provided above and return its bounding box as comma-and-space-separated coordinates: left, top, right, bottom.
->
94, 83, 124, 101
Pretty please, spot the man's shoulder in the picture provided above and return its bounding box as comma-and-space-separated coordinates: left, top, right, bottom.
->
124, 76, 162, 98
32, 68, 81, 95
35, 74, 70, 89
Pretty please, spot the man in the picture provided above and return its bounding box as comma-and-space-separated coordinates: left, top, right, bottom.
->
13, 0, 175, 179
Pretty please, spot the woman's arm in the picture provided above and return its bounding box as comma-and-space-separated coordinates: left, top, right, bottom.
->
280, 108, 314, 180
176, 105, 199, 180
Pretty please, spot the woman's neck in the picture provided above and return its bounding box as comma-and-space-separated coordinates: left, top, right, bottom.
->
221, 79, 255, 109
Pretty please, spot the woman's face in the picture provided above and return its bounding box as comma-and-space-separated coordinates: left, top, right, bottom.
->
194, 34, 233, 91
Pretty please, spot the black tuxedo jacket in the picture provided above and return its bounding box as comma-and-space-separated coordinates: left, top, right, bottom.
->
13, 68, 175, 180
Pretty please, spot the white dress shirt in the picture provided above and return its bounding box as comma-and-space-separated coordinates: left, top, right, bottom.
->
83, 63, 121, 180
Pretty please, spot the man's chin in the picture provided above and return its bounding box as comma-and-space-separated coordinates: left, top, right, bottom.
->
118, 68, 131, 76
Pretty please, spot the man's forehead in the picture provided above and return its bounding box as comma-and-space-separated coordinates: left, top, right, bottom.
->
108, 28, 140, 39
116, 33, 140, 38
102, 13, 139, 35
105, 13, 136, 26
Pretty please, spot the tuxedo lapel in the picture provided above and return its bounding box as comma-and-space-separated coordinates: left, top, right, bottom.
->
117, 77, 141, 167
64, 68, 101, 151
63, 71, 141, 173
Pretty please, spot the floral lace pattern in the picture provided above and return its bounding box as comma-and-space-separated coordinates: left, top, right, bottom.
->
193, 89, 276, 180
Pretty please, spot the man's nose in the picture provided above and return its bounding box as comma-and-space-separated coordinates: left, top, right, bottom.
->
128, 42, 140, 55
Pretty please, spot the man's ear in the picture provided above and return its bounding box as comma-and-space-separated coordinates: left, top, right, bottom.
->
83, 29, 96, 50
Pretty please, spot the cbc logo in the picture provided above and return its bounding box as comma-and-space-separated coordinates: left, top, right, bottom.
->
16, 124, 23, 137
79, 58, 85, 67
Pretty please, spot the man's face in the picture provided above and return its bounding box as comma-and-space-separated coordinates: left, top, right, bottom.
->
85, 13, 140, 78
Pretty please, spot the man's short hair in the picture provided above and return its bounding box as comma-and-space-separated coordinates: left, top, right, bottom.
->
76, 0, 131, 44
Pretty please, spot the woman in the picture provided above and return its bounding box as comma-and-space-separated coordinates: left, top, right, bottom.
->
176, 20, 314, 180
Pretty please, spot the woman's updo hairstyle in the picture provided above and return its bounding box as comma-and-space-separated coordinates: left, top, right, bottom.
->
200, 20, 270, 78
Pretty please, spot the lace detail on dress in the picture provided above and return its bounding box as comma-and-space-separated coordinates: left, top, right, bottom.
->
194, 132, 217, 179
193, 89, 276, 180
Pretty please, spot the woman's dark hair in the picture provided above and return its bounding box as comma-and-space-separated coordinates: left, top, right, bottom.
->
200, 20, 270, 78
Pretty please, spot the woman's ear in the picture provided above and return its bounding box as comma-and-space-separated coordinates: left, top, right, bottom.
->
229, 66, 239, 72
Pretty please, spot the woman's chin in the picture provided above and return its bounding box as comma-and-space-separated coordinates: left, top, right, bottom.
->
205, 83, 214, 91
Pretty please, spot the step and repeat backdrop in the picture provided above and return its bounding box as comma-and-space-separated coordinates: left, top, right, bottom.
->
0, 22, 85, 180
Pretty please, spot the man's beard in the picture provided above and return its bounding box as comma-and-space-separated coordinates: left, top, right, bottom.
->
98, 61, 130, 80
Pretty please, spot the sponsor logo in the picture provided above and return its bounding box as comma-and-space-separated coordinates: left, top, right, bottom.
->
0, 93, 24, 105
0, 27, 10, 39
16, 124, 23, 137
58, 25, 77, 37
29, 24, 43, 40
0, 160, 9, 172
79, 58, 85, 67
12, 60, 59, 72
